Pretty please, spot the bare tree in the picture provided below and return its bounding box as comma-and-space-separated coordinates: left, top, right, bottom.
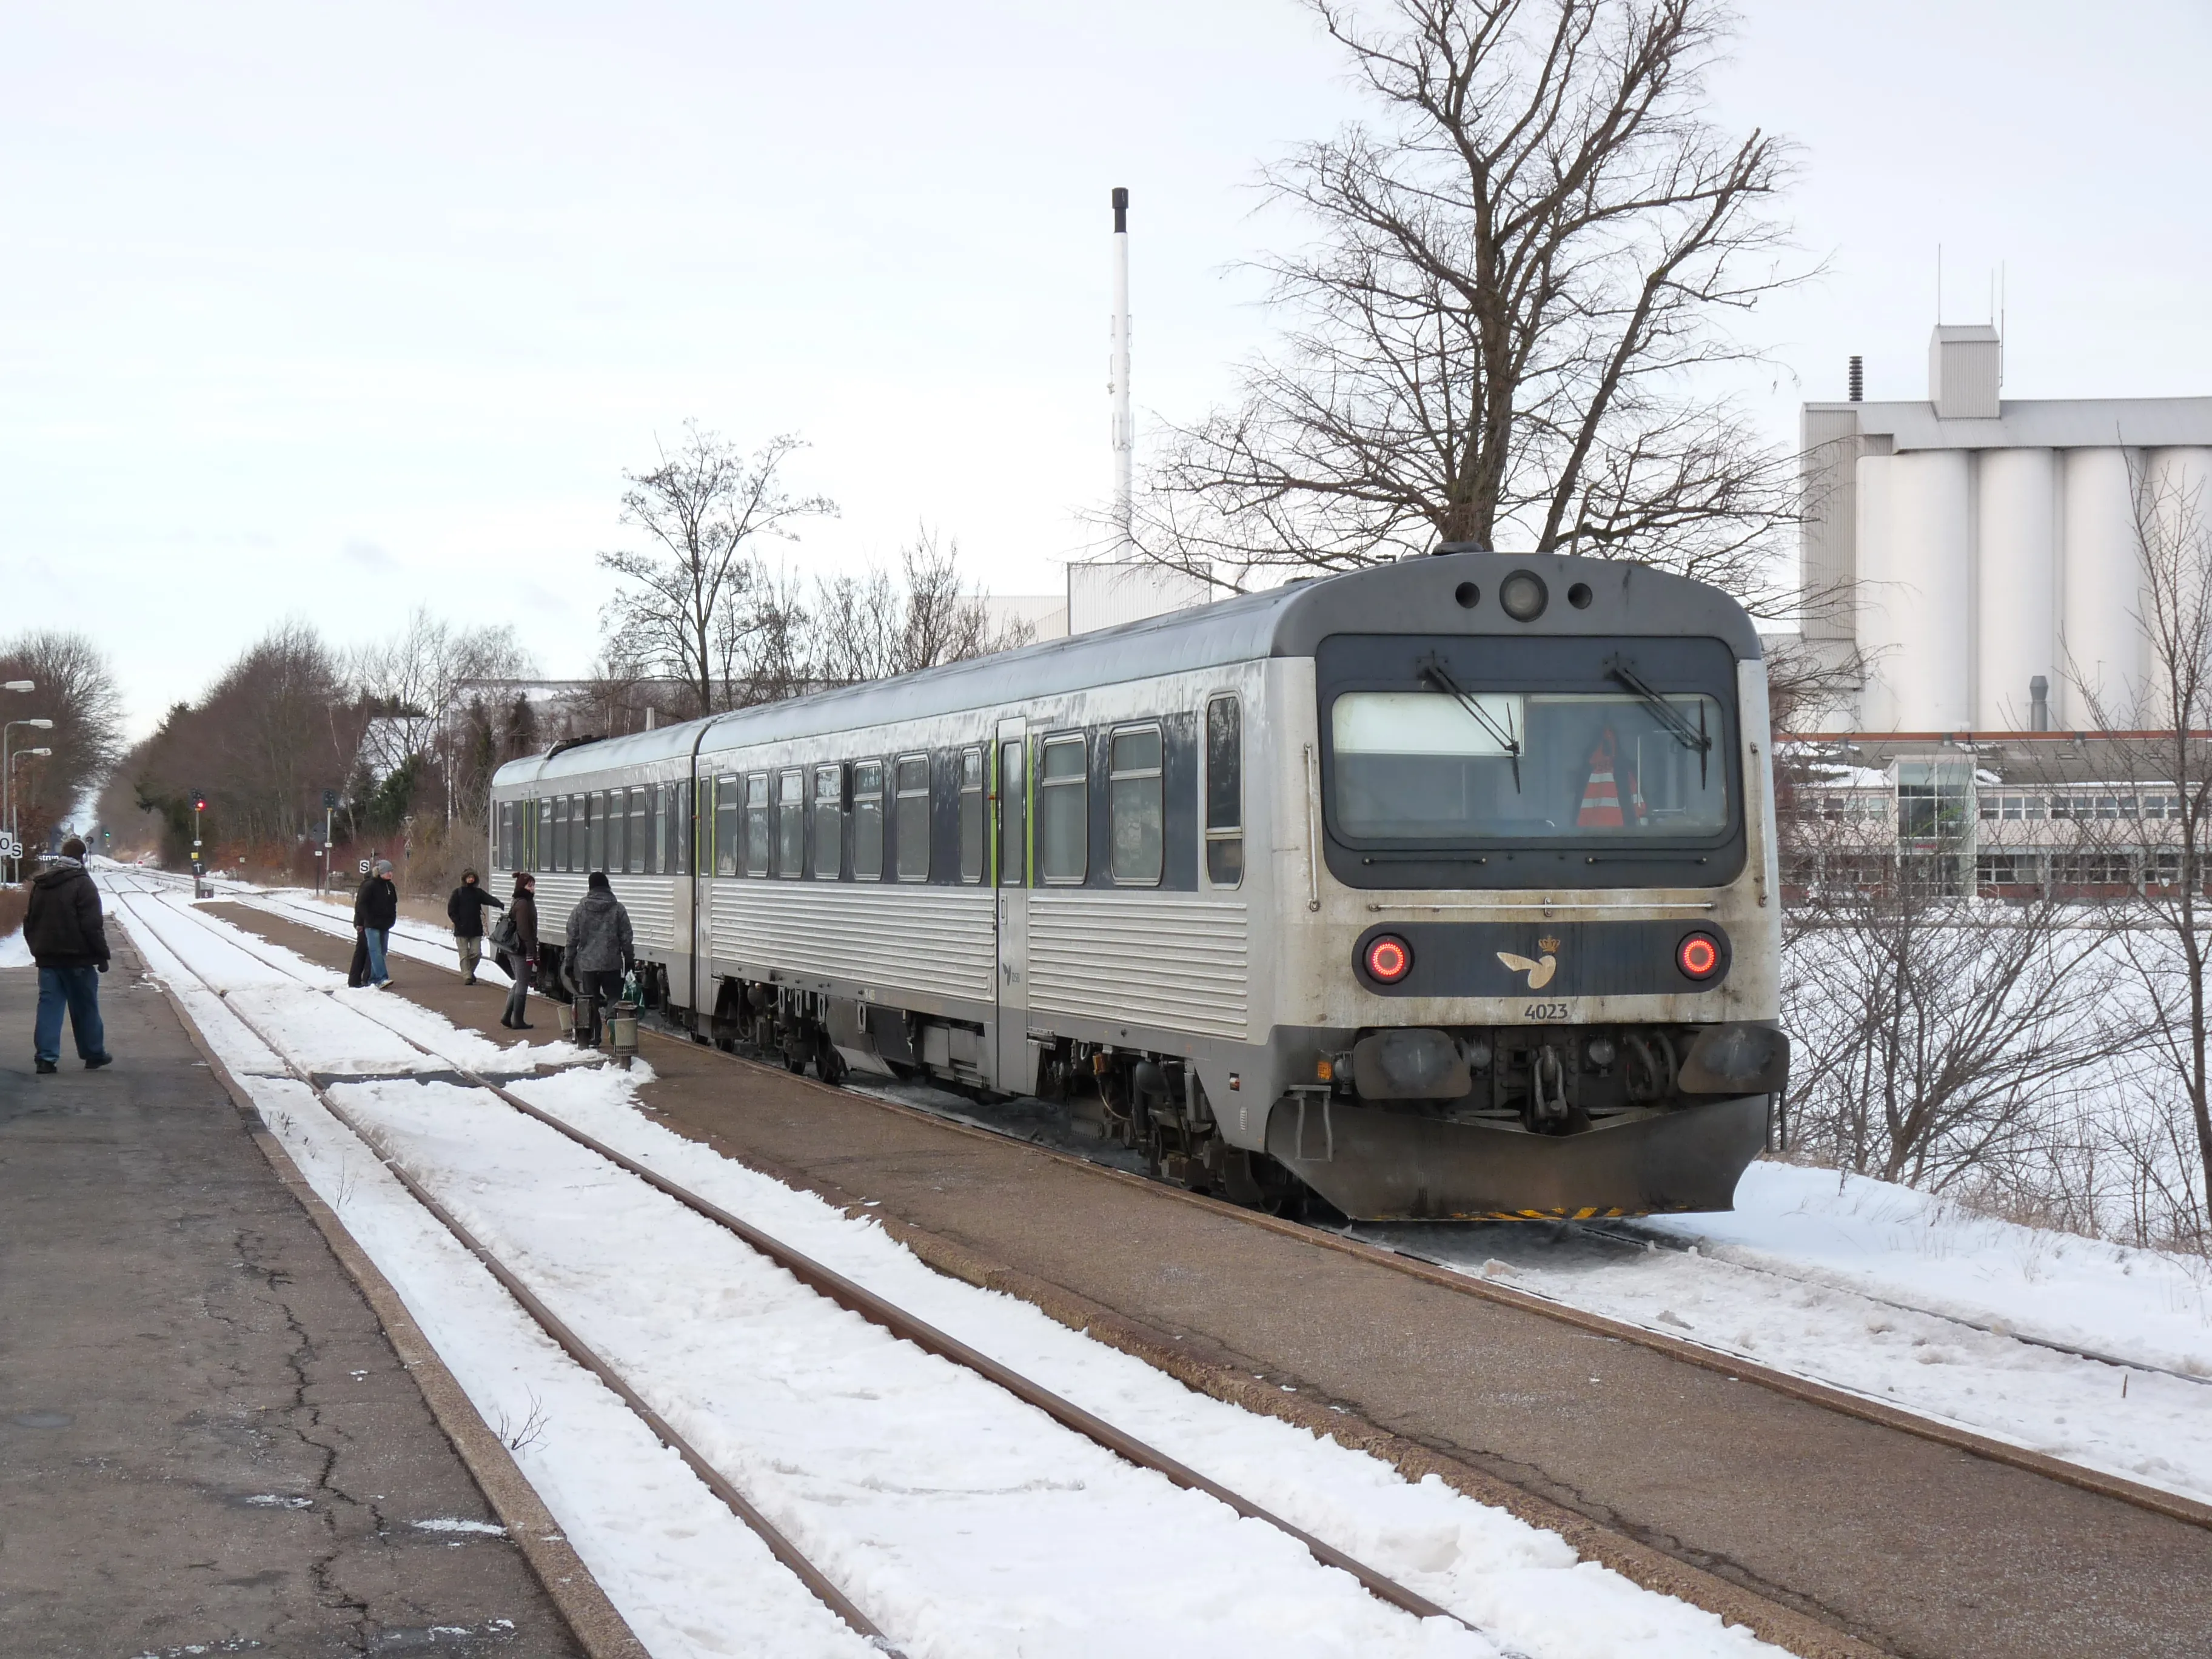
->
598, 423, 837, 717
1781, 828, 2137, 1189
1135, 0, 1803, 603
349, 605, 532, 719
2066, 458, 2212, 1235
809, 528, 1035, 686
0, 630, 124, 853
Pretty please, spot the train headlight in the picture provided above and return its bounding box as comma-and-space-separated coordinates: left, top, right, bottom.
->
1677, 932, 1721, 980
1498, 571, 1548, 622
1364, 934, 1413, 984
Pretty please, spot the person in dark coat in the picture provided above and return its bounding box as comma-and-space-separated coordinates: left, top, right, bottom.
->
499, 872, 538, 1030
25, 837, 112, 1073
563, 871, 633, 1047
352, 859, 398, 988
445, 868, 504, 985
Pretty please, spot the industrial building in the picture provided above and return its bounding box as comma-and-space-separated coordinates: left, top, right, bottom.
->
1797, 325, 2212, 733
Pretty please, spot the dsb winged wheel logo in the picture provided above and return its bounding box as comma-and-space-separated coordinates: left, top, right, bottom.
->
1497, 936, 1562, 990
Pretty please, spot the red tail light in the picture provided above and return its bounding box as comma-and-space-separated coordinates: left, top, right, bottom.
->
1364, 935, 1413, 984
1677, 932, 1721, 979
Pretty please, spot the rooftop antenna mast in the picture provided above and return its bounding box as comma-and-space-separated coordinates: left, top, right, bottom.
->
1110, 186, 1133, 551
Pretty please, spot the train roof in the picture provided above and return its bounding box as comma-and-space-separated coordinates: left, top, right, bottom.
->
492, 550, 1763, 788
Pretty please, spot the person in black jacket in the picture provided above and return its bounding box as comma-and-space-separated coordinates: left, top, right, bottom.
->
499, 872, 538, 1030
352, 859, 398, 988
25, 837, 112, 1074
445, 868, 504, 985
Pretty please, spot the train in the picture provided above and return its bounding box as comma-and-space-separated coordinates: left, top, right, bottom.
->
486, 549, 1788, 1221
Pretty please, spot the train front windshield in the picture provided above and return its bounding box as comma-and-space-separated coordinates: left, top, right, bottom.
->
1322, 635, 1741, 850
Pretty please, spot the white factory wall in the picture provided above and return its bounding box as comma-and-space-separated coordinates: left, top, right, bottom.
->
1854, 443, 2182, 733
2060, 447, 2143, 728
1976, 446, 2056, 730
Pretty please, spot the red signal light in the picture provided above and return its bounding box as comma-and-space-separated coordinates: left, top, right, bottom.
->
1677, 932, 1721, 979
1364, 934, 1413, 984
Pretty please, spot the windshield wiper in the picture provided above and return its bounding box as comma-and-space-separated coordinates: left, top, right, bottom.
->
1418, 654, 1521, 793
1605, 654, 1711, 786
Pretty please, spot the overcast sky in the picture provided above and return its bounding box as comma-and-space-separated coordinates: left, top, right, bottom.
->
5, 0, 2208, 737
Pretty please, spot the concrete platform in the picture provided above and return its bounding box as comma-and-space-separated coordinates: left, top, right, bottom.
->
211, 900, 2212, 1659
0, 937, 586, 1658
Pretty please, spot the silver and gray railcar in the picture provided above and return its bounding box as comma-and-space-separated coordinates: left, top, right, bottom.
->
487, 551, 1786, 1220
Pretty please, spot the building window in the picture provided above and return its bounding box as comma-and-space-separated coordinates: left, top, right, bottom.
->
1038, 735, 1087, 884
744, 774, 770, 877
714, 776, 740, 876
1108, 726, 1164, 885
776, 768, 805, 877
894, 754, 930, 882
959, 746, 986, 883
1205, 695, 1242, 888
853, 760, 885, 880
813, 763, 843, 879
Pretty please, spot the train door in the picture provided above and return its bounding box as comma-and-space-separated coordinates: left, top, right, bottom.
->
994, 719, 1034, 1093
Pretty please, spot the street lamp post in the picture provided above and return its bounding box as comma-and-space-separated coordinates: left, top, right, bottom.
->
8, 747, 53, 881
3, 716, 55, 883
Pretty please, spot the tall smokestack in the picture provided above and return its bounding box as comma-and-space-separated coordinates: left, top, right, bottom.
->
1110, 187, 1133, 548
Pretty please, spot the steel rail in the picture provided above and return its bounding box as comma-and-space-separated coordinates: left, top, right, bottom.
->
104, 884, 900, 1655
128, 883, 1480, 1639
163, 878, 2212, 1535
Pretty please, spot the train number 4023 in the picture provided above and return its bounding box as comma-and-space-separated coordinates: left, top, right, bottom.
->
1524, 1002, 1571, 1021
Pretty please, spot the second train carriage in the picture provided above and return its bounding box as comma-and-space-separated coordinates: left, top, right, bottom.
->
487, 551, 1789, 1221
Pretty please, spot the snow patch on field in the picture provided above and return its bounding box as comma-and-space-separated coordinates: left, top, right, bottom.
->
1373, 1162, 2212, 1505
0, 928, 29, 968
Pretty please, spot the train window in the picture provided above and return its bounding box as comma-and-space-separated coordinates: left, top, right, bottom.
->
714, 776, 741, 876
627, 786, 648, 874
672, 780, 692, 876
775, 768, 805, 877
548, 796, 566, 871
494, 802, 509, 871
998, 740, 1025, 886
959, 747, 985, 883
1109, 726, 1164, 885
744, 774, 770, 877
1205, 695, 1243, 888
853, 760, 885, 879
566, 794, 581, 872
589, 791, 608, 874
1038, 735, 1087, 884
894, 755, 930, 881
645, 786, 665, 876
813, 763, 843, 879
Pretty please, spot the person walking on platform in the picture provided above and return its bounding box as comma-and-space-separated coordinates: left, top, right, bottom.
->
353, 859, 398, 988
445, 868, 504, 985
498, 872, 538, 1030
25, 837, 113, 1074
563, 871, 632, 1048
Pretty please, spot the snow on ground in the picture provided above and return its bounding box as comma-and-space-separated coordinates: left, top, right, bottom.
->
102, 880, 1785, 1659
0, 928, 29, 968
1365, 1162, 2212, 1505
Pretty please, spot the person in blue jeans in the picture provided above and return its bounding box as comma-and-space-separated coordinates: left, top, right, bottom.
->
25, 837, 112, 1074
351, 859, 398, 988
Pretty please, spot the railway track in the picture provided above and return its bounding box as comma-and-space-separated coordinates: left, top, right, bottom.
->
106, 875, 1513, 1656
179, 873, 2212, 1530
